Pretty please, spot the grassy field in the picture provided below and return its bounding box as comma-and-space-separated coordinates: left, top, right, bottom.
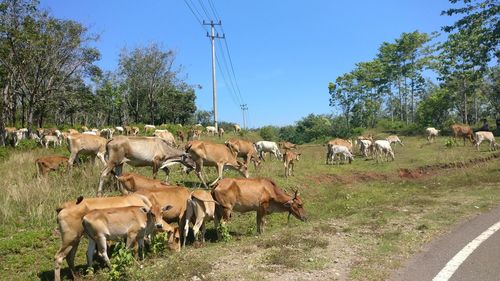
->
0, 134, 499, 280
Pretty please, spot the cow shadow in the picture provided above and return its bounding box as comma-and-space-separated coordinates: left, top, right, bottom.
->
38, 265, 88, 281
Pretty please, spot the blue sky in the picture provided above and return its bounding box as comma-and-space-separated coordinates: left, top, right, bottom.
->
40, 0, 458, 128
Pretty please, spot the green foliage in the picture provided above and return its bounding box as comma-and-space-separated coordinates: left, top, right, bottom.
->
295, 114, 333, 143
217, 222, 232, 242
0, 147, 9, 162
259, 126, 279, 141
445, 137, 458, 148
107, 242, 135, 281
416, 87, 453, 127
150, 232, 169, 255
15, 139, 39, 151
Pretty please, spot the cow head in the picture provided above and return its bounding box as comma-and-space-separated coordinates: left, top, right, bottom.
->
167, 227, 181, 252
284, 190, 306, 222
144, 200, 173, 230
236, 160, 249, 178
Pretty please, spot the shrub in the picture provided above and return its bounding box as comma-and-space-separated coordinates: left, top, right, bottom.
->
16, 139, 39, 151
107, 242, 135, 281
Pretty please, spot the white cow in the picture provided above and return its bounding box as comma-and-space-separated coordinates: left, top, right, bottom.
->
474, 131, 497, 151
374, 140, 395, 162
426, 127, 440, 143
100, 128, 114, 139
115, 126, 124, 134
386, 135, 404, 147
82, 131, 97, 135
254, 140, 282, 161
359, 139, 373, 157
42, 135, 60, 148
328, 145, 354, 165
206, 126, 217, 136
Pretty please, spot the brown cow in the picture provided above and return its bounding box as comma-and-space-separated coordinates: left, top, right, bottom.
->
283, 150, 301, 177
35, 156, 69, 177
225, 138, 261, 170
116, 172, 173, 193
450, 124, 475, 146
186, 140, 249, 188
66, 134, 107, 166
212, 178, 306, 235
54, 194, 153, 281
279, 141, 297, 151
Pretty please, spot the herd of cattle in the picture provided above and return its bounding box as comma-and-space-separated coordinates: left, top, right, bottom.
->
2, 122, 498, 280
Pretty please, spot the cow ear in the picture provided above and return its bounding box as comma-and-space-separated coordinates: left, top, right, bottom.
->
283, 200, 293, 208
162, 205, 173, 212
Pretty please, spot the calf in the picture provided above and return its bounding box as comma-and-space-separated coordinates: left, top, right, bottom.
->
225, 138, 261, 170
206, 126, 217, 136
212, 178, 306, 234
279, 141, 297, 151
82, 203, 172, 268
184, 189, 216, 245
426, 127, 439, 143
374, 140, 395, 162
186, 140, 249, 188
42, 135, 60, 148
283, 150, 301, 177
325, 138, 352, 164
474, 131, 498, 151
54, 194, 153, 281
35, 156, 69, 177
359, 139, 373, 157
254, 140, 283, 161
450, 124, 474, 146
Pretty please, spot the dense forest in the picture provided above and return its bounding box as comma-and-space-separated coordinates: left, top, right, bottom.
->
0, 0, 499, 146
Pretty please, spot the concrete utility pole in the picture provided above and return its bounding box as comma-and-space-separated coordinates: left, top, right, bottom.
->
240, 104, 248, 129
203, 20, 224, 132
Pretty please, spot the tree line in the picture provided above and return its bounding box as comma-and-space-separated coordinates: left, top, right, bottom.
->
0, 0, 198, 145
328, 0, 499, 131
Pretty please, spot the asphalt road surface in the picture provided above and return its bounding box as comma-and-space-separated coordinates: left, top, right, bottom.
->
391, 206, 500, 281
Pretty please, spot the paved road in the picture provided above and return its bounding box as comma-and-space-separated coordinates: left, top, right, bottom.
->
391, 206, 500, 281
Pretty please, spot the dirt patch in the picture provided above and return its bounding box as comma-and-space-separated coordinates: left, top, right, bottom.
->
307, 171, 392, 185
399, 152, 500, 179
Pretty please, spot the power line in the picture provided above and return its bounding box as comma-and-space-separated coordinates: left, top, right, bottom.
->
183, 0, 208, 31
215, 39, 243, 105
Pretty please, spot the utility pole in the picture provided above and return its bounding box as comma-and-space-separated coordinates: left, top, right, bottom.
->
240, 104, 248, 129
203, 20, 224, 132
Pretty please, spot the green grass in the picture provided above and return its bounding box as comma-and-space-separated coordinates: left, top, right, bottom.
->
0, 135, 499, 280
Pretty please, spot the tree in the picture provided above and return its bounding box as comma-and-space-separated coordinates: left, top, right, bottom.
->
329, 73, 359, 127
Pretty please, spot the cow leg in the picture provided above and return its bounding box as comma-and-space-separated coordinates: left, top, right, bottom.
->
90, 155, 96, 166
86, 239, 96, 268
97, 152, 106, 165
209, 163, 224, 187
98, 163, 116, 197
183, 201, 194, 247
68, 151, 78, 167
256, 206, 267, 234
96, 234, 111, 268
54, 239, 79, 281
195, 160, 209, 189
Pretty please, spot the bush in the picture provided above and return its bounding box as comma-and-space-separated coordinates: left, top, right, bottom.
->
259, 126, 279, 141
16, 139, 39, 151
107, 242, 135, 281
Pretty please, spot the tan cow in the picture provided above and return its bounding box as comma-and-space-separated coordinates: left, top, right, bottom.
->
212, 178, 306, 235
35, 156, 69, 177
185, 140, 249, 188
474, 131, 498, 151
225, 138, 261, 170
82, 202, 172, 268
116, 172, 173, 193
218, 127, 224, 139
66, 134, 107, 166
98, 136, 194, 196
67, 128, 79, 135
283, 150, 301, 177
279, 141, 297, 151
450, 124, 474, 146
386, 135, 404, 147
54, 194, 153, 281
233, 124, 241, 133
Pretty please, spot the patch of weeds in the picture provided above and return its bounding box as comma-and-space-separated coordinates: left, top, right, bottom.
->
16, 139, 39, 151
150, 232, 169, 255
0, 147, 9, 161
106, 242, 135, 281
445, 138, 458, 148
264, 247, 302, 268
217, 222, 232, 242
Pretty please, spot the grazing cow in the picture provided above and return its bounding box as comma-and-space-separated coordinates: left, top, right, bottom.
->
54, 194, 153, 281
450, 124, 474, 146
153, 130, 176, 147
426, 127, 440, 143
186, 140, 249, 188
176, 130, 185, 142
386, 135, 404, 147
325, 139, 352, 164
254, 140, 283, 161
374, 140, 395, 162
474, 131, 498, 151
67, 128, 79, 135
82, 203, 172, 268
42, 135, 61, 148
233, 124, 241, 133
359, 139, 373, 157
98, 136, 194, 196
188, 128, 201, 141
225, 138, 261, 170
184, 189, 216, 245
67, 134, 107, 166
136, 187, 192, 247
212, 178, 306, 234
218, 127, 224, 139
115, 126, 124, 135
35, 156, 69, 177
279, 141, 297, 151
206, 126, 217, 136
116, 172, 173, 193
327, 145, 353, 165
15, 128, 28, 146
283, 150, 301, 177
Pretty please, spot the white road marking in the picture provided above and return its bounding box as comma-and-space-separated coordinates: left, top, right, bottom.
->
433, 220, 500, 281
